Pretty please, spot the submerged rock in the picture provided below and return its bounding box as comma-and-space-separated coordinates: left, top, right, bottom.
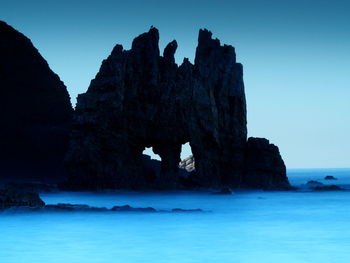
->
111, 205, 156, 212
3, 201, 204, 213
64, 27, 289, 191
312, 185, 344, 191
324, 175, 337, 180
45, 203, 109, 211
171, 208, 203, 212
0, 21, 73, 181
306, 180, 323, 185
212, 187, 233, 195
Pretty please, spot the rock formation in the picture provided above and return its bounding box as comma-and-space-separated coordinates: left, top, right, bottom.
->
3, 202, 205, 213
324, 175, 337, 180
0, 21, 73, 181
179, 137, 290, 190
242, 137, 290, 190
0, 185, 45, 209
179, 155, 195, 172
65, 27, 290, 190
306, 180, 323, 185
312, 185, 344, 191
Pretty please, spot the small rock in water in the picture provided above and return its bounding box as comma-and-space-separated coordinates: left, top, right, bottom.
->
111, 205, 156, 212
213, 187, 233, 195
306, 180, 323, 185
324, 175, 337, 180
312, 185, 344, 191
45, 203, 108, 212
171, 208, 203, 212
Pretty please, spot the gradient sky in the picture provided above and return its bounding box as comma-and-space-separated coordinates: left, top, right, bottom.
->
1, 0, 349, 168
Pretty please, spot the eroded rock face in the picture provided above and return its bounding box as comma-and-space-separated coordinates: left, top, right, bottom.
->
65, 27, 288, 190
180, 137, 291, 190
0, 21, 73, 181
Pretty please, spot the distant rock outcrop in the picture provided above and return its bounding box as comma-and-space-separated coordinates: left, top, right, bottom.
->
306, 180, 323, 185
324, 175, 337, 180
179, 155, 195, 172
0, 21, 73, 181
65, 27, 290, 190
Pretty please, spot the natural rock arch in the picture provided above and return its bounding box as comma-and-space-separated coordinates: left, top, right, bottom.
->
65, 27, 289, 190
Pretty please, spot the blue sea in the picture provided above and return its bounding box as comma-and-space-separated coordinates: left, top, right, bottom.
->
1, 169, 350, 263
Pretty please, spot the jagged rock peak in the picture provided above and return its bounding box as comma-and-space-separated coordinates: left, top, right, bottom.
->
111, 44, 124, 56
163, 40, 177, 63
198, 29, 220, 46
131, 26, 160, 54
195, 28, 236, 66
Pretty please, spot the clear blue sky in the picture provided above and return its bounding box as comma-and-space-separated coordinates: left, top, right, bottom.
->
1, 0, 349, 168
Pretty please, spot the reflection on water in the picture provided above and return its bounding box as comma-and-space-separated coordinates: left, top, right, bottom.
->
1, 169, 350, 263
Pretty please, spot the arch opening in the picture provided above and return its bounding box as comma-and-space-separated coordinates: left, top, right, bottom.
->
142, 146, 161, 161
141, 146, 161, 186
179, 142, 194, 172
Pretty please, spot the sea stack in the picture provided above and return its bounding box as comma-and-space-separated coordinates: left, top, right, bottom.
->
65, 27, 290, 190
0, 21, 73, 181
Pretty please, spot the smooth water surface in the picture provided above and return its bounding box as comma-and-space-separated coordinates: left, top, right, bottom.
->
1, 169, 350, 263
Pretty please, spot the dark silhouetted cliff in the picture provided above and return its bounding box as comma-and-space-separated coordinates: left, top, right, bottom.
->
0, 21, 73, 181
